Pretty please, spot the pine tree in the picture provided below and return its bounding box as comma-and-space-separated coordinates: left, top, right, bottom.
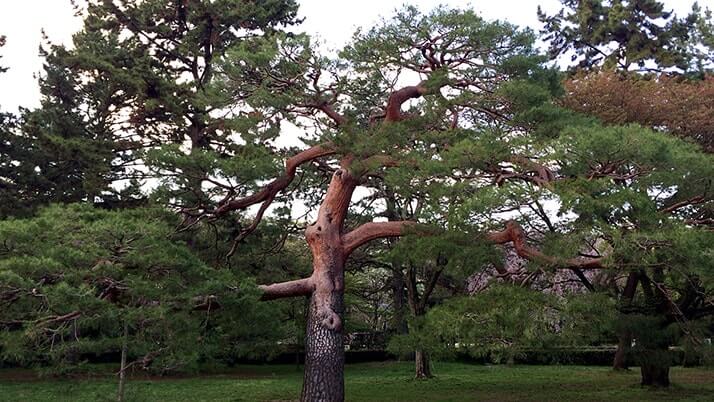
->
0, 204, 282, 398
538, 0, 702, 72
198, 6, 563, 400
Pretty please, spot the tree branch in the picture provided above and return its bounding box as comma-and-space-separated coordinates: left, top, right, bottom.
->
215, 143, 336, 215
259, 277, 314, 301
316, 102, 347, 126
342, 221, 415, 255
486, 220, 605, 269
659, 195, 706, 214
384, 82, 429, 122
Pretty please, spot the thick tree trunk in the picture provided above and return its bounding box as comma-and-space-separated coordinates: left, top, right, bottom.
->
414, 349, 433, 379
257, 165, 411, 402
640, 359, 670, 387
299, 166, 355, 402
302, 290, 344, 402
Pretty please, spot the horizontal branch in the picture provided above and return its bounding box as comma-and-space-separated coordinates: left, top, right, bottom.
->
258, 277, 314, 301
659, 195, 706, 214
486, 220, 605, 269
342, 221, 415, 255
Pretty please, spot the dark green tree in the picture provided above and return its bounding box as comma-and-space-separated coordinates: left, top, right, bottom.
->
0, 204, 282, 400
538, 0, 702, 72
2, 0, 299, 217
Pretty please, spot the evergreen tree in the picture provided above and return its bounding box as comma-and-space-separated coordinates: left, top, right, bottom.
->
2, 0, 299, 216
198, 5, 562, 399
538, 0, 703, 72
0, 204, 282, 399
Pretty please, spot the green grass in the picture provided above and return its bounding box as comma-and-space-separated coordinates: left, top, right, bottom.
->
0, 362, 712, 401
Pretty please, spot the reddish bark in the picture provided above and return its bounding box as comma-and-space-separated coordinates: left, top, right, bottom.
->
214, 143, 336, 216
384, 82, 429, 122
486, 220, 605, 269
209, 80, 440, 401
343, 221, 414, 255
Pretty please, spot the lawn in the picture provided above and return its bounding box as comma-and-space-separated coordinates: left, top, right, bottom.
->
0, 362, 712, 401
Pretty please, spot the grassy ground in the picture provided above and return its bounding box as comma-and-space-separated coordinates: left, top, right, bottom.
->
0, 362, 712, 401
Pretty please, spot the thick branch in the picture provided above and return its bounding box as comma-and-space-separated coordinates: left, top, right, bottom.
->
258, 277, 314, 301
342, 221, 415, 255
486, 221, 605, 269
384, 82, 429, 122
215, 143, 335, 215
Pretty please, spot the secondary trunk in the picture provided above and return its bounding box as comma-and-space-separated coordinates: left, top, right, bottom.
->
614, 272, 638, 371
612, 332, 631, 370
117, 321, 128, 402
391, 268, 408, 335
414, 349, 433, 379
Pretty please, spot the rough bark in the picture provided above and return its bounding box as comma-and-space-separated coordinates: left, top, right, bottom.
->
298, 166, 357, 401
302, 290, 345, 402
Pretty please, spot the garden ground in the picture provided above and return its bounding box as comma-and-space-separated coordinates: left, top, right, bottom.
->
0, 362, 713, 401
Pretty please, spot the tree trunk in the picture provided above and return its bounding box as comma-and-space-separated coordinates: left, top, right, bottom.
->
391, 268, 408, 335
414, 349, 433, 379
640, 359, 670, 387
299, 166, 356, 402
301, 291, 345, 402
257, 165, 411, 402
614, 272, 638, 371
612, 332, 631, 370
117, 321, 128, 402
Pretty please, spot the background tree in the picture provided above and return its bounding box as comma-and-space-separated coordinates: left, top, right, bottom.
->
395, 285, 615, 365
477, 124, 714, 386
538, 0, 702, 73
0, 204, 283, 399
5, 0, 299, 217
562, 71, 714, 152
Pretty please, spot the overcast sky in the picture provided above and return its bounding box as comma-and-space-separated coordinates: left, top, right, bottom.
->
0, 0, 705, 113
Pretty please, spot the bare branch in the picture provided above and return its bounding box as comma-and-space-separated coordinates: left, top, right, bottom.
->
259, 277, 314, 301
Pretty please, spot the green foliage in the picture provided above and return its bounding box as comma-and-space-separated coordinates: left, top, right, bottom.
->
539, 0, 705, 72
0, 204, 282, 373
390, 286, 616, 364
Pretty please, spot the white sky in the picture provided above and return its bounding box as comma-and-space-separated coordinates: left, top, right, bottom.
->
0, 0, 706, 114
